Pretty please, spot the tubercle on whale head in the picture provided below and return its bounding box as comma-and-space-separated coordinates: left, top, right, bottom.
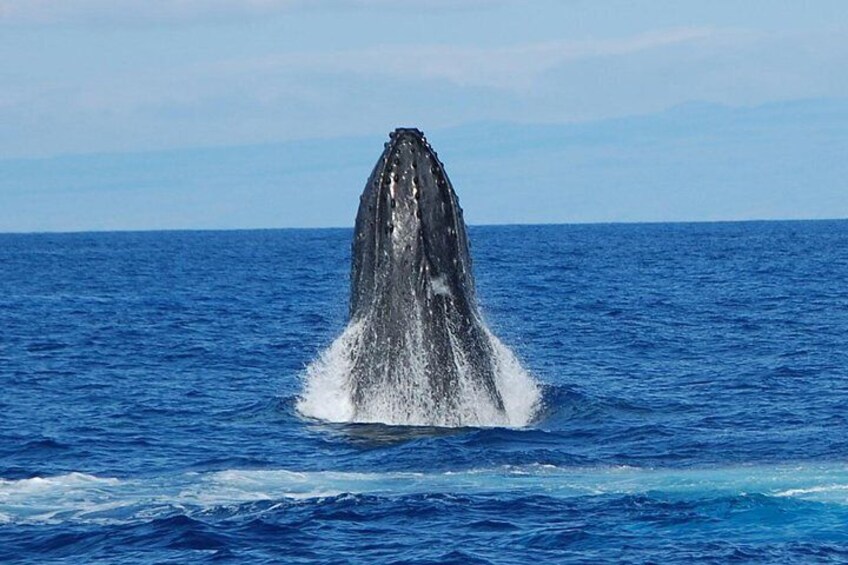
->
350, 128, 476, 318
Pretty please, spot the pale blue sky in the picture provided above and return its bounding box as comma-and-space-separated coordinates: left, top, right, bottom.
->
1, 1, 847, 231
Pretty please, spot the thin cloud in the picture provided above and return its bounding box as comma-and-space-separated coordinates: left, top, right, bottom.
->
2, 24, 845, 158
0, 0, 504, 25
216, 27, 720, 91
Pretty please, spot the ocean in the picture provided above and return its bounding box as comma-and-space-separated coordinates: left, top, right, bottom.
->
2, 221, 848, 563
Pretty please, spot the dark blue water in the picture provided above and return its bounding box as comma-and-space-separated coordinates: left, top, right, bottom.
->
2, 222, 848, 563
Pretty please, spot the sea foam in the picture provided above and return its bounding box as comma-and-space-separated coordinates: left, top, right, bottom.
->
296, 317, 541, 427
3, 464, 848, 525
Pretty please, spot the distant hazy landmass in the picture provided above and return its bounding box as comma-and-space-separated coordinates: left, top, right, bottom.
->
2, 98, 846, 232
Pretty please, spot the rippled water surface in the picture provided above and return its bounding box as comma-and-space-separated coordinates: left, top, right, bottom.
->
2, 222, 848, 563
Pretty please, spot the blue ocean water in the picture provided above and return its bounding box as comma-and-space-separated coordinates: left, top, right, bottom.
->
2, 221, 848, 563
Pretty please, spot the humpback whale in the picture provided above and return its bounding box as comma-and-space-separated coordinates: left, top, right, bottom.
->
299, 128, 538, 427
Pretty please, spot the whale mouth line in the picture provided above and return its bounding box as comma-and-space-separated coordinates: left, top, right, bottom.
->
298, 127, 540, 428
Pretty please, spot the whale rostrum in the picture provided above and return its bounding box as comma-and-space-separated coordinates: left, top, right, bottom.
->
348, 128, 508, 425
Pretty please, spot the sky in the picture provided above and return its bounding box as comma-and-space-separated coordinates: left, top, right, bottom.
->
1, 1, 847, 231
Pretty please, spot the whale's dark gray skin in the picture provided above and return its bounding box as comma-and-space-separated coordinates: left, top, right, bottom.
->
348, 128, 506, 424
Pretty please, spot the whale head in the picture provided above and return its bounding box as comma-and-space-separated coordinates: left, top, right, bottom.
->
296, 126, 540, 427
351, 128, 476, 318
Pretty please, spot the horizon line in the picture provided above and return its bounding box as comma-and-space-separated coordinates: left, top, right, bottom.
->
2, 216, 846, 237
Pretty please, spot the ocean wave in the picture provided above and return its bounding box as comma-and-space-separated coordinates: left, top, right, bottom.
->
2, 463, 847, 525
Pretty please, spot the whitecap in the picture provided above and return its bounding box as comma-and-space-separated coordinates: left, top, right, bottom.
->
3, 463, 847, 526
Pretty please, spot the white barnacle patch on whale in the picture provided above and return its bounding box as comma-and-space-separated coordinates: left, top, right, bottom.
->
429, 275, 452, 298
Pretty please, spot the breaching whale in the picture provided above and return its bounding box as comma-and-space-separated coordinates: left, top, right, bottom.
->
298, 128, 539, 427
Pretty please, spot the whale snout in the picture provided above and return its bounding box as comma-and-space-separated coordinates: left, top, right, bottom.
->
388, 131, 460, 229
380, 128, 441, 213
389, 127, 426, 141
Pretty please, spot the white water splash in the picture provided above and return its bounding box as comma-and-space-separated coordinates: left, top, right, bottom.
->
295, 320, 362, 423
487, 330, 541, 427
296, 316, 540, 428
